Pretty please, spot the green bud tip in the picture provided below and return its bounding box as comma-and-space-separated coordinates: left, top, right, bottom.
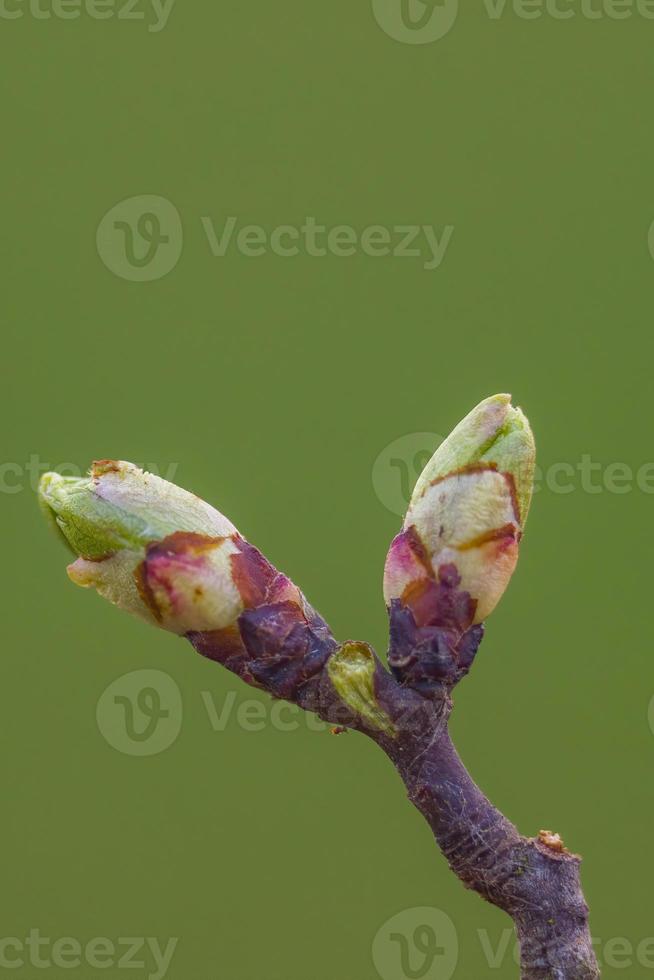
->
411, 393, 535, 525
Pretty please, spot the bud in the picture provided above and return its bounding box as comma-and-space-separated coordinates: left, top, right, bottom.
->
383, 395, 535, 689
327, 642, 395, 735
39, 461, 335, 697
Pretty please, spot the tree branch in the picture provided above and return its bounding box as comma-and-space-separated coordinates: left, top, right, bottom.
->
187, 596, 599, 980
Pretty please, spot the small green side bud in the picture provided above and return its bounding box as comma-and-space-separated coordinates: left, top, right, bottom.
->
327, 642, 395, 735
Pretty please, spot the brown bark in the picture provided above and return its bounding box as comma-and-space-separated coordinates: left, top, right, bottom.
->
187, 595, 599, 980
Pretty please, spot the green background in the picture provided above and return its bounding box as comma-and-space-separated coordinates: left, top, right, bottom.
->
2, 2, 653, 978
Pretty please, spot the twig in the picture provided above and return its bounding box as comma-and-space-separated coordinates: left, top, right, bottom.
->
187, 587, 599, 980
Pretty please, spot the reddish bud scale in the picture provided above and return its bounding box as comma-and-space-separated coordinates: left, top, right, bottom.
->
183, 538, 337, 701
